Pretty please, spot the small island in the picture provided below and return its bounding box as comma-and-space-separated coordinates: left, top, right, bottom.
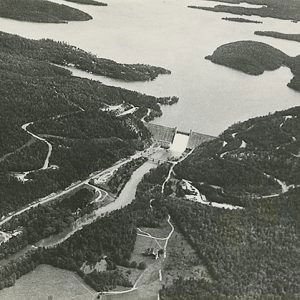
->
65, 0, 107, 6
255, 31, 300, 43
222, 17, 262, 23
205, 40, 300, 92
0, 0, 92, 23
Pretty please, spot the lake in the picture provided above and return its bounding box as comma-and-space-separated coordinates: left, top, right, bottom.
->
1, 0, 300, 135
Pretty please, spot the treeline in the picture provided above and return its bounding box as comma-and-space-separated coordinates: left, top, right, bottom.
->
0, 31, 170, 82
83, 270, 132, 292
161, 189, 300, 299
0, 250, 39, 291
0, 0, 92, 23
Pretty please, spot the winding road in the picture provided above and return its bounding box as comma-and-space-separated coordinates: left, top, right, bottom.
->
22, 122, 53, 170
0, 148, 149, 227
161, 149, 194, 194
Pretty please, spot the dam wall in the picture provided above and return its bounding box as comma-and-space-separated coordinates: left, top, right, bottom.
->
144, 123, 177, 148
187, 131, 215, 149
145, 123, 215, 150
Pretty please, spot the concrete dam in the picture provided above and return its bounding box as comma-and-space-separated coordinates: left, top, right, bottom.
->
144, 123, 215, 152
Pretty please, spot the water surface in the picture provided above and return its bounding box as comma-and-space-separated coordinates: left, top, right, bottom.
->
1, 0, 300, 134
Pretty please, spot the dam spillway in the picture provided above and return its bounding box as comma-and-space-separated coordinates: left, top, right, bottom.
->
145, 123, 215, 152
144, 123, 177, 148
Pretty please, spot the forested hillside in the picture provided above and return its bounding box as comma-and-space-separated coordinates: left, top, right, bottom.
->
0, 161, 171, 292
161, 190, 300, 299
0, 31, 172, 216
160, 106, 300, 299
175, 106, 300, 204
0, 0, 92, 23
0, 32, 170, 82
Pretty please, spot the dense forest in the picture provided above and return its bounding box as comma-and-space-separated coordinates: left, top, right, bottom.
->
0, 0, 92, 23
161, 189, 300, 299
205, 40, 300, 92
1, 102, 300, 296
189, 0, 300, 22
160, 105, 300, 298
0, 188, 95, 259
0, 32, 170, 82
0, 156, 171, 292
0, 31, 175, 216
255, 31, 300, 43
175, 106, 300, 205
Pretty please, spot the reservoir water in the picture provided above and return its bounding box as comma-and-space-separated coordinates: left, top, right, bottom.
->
1, 0, 300, 135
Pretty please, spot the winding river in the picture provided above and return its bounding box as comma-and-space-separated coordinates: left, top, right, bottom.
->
1, 0, 300, 135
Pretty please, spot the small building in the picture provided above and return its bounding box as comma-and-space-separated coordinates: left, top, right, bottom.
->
143, 248, 164, 259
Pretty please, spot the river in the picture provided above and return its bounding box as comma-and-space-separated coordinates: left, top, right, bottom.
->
1, 0, 300, 135
35, 158, 158, 248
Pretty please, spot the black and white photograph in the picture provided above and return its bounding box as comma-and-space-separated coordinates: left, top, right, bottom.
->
0, 0, 299, 299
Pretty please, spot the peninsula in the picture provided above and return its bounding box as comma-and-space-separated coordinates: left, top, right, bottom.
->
0, 31, 171, 81
255, 31, 300, 43
188, 0, 300, 22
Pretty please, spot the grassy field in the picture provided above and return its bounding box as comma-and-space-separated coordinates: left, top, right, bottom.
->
0, 264, 96, 300
163, 228, 211, 287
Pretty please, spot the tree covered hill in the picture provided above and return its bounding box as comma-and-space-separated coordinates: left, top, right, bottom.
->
175, 106, 300, 203
0, 0, 93, 23
0, 31, 171, 215
162, 188, 300, 300
205, 41, 288, 75
205, 40, 300, 92
160, 105, 300, 299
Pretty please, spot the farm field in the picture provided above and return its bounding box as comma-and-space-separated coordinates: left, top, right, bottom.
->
0, 264, 96, 300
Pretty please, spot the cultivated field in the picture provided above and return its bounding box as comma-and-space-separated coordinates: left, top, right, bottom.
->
0, 264, 96, 300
